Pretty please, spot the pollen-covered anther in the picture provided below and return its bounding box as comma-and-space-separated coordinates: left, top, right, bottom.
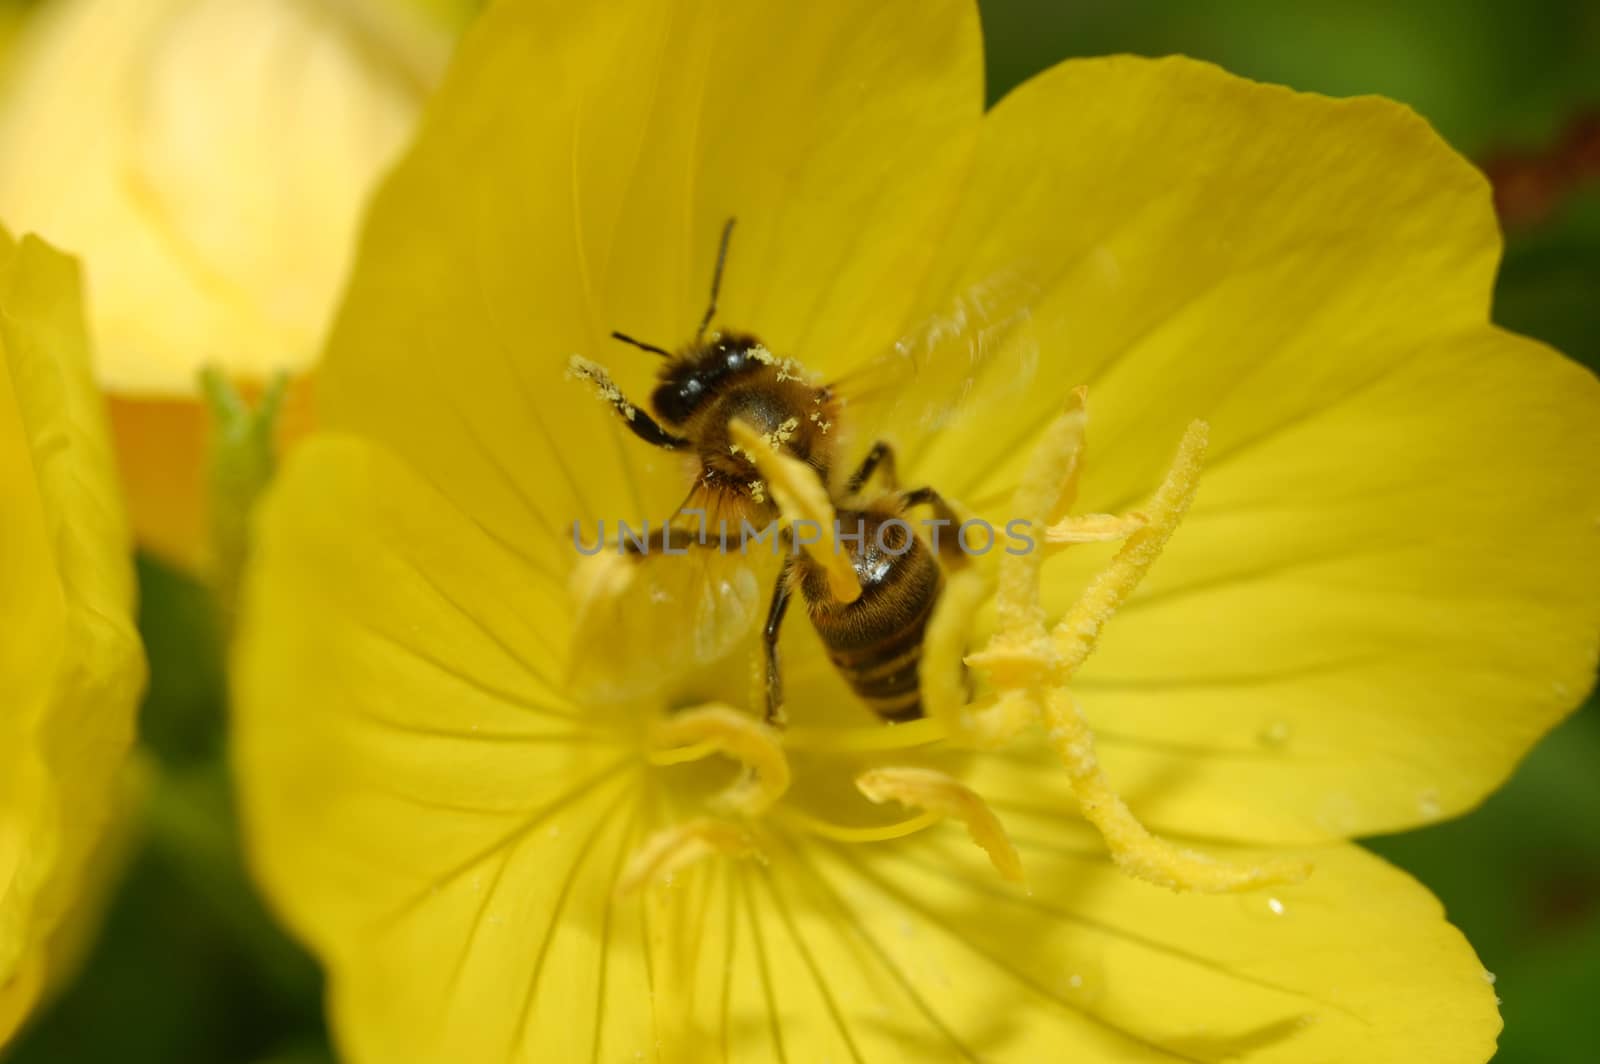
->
727, 417, 861, 603
856, 766, 1025, 884
616, 817, 755, 897
650, 703, 791, 816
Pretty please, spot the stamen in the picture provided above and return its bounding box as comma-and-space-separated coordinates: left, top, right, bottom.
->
1041, 691, 1309, 892
994, 395, 1086, 641
728, 419, 862, 603
1052, 420, 1207, 678
963, 399, 1088, 700
1047, 384, 1091, 524
652, 704, 790, 816
856, 767, 1026, 884
953, 396, 1308, 894
774, 806, 942, 843
1043, 512, 1148, 548
617, 817, 754, 896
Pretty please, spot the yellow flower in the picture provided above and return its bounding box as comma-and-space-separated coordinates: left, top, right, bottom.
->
0, 0, 465, 569
233, 2, 1600, 1060
0, 229, 145, 1044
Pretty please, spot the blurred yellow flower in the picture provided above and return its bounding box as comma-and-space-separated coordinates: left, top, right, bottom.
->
233, 1, 1600, 1060
0, 229, 145, 1045
0, 0, 465, 568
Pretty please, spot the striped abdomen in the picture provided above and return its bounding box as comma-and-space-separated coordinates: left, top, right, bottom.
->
798, 512, 944, 722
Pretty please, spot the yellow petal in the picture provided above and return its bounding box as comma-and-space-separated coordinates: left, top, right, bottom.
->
0, 0, 446, 395
893, 56, 1600, 841
0, 231, 143, 1043
316, 0, 982, 567
711, 822, 1499, 1062
234, 436, 655, 1060
1061, 325, 1600, 842
0, 0, 452, 567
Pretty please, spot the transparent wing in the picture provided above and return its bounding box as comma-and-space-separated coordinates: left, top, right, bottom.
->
566, 539, 782, 704
828, 264, 1045, 472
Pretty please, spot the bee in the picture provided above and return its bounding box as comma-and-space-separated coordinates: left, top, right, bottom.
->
571, 219, 966, 724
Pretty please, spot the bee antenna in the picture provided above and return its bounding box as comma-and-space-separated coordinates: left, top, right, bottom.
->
696, 216, 737, 341
610, 331, 673, 358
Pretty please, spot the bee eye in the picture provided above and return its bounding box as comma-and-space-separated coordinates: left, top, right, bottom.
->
651, 377, 701, 425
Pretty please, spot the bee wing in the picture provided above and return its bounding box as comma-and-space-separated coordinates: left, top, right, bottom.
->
567, 543, 780, 703
829, 265, 1044, 458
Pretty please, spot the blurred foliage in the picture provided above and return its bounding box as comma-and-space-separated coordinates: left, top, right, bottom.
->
982, 0, 1600, 154
1497, 193, 1600, 373
5, 1, 1598, 1062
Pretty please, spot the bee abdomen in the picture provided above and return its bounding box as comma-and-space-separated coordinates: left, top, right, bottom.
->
828, 628, 928, 722
806, 534, 944, 722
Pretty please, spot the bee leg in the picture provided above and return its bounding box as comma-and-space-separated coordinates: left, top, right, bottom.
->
846, 440, 898, 496
605, 397, 691, 450
900, 486, 968, 568
567, 355, 691, 450
763, 561, 794, 727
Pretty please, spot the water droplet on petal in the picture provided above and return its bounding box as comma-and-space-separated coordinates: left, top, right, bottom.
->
1257, 719, 1293, 749
1482, 969, 1498, 985
1057, 953, 1107, 1003
1418, 789, 1442, 819
1266, 896, 1286, 916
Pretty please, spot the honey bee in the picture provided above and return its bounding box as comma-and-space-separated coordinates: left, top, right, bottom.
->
572, 219, 967, 724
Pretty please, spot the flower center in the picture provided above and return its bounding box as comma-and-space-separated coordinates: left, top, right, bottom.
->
614, 388, 1311, 896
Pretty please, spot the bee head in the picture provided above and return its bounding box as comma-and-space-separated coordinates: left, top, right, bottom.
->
651, 333, 765, 425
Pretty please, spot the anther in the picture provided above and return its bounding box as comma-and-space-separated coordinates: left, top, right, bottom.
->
856, 766, 1025, 883
651, 704, 790, 816
617, 817, 754, 896
728, 418, 862, 603
774, 806, 942, 843
1042, 512, 1148, 549
925, 569, 1032, 748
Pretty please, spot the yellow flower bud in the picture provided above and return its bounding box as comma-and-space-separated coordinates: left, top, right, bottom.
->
0, 0, 463, 568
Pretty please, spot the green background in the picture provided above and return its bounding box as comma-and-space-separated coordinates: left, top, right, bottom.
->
6, 1, 1599, 1061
